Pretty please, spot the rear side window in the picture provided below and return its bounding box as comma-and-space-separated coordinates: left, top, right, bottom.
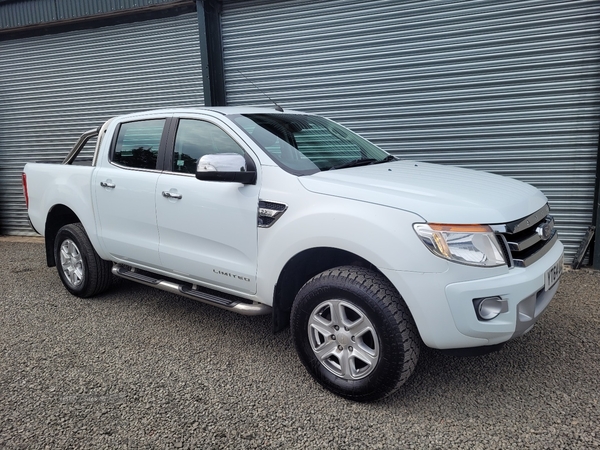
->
112, 119, 166, 170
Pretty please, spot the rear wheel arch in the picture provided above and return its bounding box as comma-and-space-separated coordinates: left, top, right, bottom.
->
44, 205, 81, 267
54, 222, 112, 297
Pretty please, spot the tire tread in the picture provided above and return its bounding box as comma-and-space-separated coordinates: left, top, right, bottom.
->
55, 223, 112, 298
291, 265, 420, 401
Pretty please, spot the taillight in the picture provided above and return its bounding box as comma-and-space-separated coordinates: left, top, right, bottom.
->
22, 173, 29, 209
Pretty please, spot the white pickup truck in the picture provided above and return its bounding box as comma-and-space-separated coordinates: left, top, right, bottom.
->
23, 107, 564, 401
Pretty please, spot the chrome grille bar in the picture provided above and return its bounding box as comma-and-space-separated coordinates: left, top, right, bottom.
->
492, 204, 557, 268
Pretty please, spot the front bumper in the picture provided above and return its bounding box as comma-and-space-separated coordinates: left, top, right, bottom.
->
381, 239, 564, 350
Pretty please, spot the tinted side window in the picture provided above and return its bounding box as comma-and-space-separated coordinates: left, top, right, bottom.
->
112, 119, 165, 170
171, 119, 244, 173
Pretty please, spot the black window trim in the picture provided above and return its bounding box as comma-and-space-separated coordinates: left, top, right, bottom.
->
160, 117, 178, 172
160, 116, 258, 176
228, 113, 320, 177
108, 117, 171, 172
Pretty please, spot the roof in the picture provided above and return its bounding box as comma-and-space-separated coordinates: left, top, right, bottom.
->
113, 106, 308, 120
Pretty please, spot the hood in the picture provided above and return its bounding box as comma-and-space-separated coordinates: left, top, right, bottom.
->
298, 160, 547, 224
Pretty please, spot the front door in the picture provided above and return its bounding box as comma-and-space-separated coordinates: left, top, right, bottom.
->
155, 118, 259, 294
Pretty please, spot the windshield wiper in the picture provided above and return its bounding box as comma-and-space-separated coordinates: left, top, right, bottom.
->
329, 158, 377, 170
371, 154, 398, 164
329, 155, 397, 170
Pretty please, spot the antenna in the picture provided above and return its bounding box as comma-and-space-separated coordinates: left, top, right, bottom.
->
237, 70, 284, 112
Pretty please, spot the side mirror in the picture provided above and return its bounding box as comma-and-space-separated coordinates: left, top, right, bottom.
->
195, 153, 257, 184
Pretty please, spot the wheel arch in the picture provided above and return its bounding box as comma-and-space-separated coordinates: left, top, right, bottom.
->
271, 246, 391, 332
44, 204, 81, 267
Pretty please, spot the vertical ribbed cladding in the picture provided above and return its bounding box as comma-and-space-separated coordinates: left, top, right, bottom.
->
221, 0, 600, 263
0, 13, 204, 235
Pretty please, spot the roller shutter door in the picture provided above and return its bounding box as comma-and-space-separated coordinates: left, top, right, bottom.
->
222, 0, 600, 263
0, 13, 204, 235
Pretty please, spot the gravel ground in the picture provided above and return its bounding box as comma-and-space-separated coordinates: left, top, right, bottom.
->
0, 239, 599, 449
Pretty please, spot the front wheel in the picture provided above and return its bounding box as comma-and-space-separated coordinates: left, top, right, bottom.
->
291, 266, 420, 401
54, 223, 112, 298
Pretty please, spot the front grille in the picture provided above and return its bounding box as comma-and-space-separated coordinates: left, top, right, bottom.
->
492, 204, 558, 268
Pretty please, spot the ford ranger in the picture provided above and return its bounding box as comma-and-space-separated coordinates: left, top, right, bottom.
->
22, 107, 564, 401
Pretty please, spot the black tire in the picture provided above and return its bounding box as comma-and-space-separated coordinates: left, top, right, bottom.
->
291, 266, 420, 402
54, 223, 112, 298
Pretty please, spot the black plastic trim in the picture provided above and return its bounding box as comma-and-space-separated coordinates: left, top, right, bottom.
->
116, 266, 161, 285
165, 116, 258, 183
512, 231, 558, 268
180, 285, 235, 306
502, 204, 550, 235
438, 343, 505, 357
159, 117, 179, 172
109, 117, 170, 171
195, 169, 257, 185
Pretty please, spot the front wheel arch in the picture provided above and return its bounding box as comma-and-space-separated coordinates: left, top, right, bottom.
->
272, 247, 380, 333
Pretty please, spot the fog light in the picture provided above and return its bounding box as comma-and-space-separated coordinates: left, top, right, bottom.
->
474, 296, 506, 321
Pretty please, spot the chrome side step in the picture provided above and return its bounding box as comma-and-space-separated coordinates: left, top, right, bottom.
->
112, 264, 271, 316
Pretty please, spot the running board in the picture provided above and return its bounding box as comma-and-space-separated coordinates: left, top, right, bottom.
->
112, 264, 271, 316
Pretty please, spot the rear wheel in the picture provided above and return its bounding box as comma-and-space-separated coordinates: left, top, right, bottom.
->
54, 223, 112, 298
291, 266, 420, 401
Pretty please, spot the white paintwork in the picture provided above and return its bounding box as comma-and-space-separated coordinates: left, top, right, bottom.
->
155, 172, 260, 294
24, 164, 102, 254
299, 160, 547, 224
93, 168, 162, 267
23, 106, 564, 350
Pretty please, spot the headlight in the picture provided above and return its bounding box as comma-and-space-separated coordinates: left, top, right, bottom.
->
413, 223, 506, 267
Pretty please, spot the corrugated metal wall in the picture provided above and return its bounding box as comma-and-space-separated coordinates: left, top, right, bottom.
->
221, 0, 600, 263
0, 0, 180, 30
0, 13, 204, 234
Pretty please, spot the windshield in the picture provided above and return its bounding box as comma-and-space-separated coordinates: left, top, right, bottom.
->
230, 113, 394, 175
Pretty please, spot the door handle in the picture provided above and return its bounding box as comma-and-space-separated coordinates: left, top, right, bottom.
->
162, 191, 182, 200
100, 181, 116, 188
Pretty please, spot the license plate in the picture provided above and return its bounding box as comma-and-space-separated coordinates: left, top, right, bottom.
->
544, 254, 563, 291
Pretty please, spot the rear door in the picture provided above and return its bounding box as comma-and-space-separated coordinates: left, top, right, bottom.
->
155, 116, 260, 294
93, 117, 170, 268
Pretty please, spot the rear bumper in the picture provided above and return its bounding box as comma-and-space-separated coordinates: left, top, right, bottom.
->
381, 239, 564, 349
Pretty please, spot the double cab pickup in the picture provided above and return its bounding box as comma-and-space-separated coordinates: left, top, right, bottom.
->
23, 107, 564, 401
